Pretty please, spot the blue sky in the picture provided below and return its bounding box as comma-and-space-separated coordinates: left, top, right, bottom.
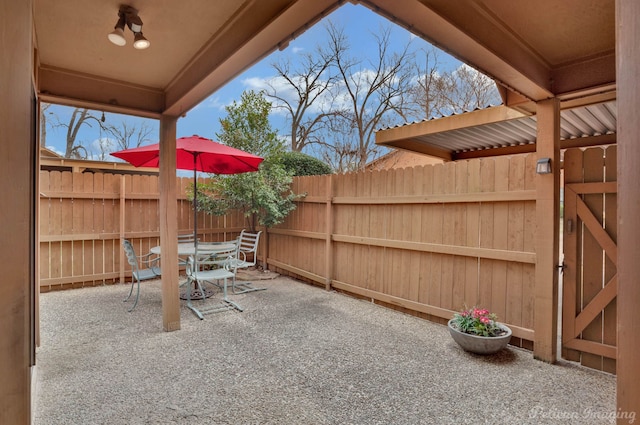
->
43, 3, 462, 159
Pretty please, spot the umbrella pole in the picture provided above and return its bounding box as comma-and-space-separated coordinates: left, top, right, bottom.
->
193, 155, 198, 248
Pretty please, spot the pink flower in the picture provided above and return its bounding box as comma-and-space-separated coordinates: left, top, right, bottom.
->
480, 316, 490, 324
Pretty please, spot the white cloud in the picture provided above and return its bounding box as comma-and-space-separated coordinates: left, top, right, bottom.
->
86, 137, 119, 161
242, 76, 272, 92
199, 95, 229, 111
45, 145, 65, 157
292, 46, 304, 54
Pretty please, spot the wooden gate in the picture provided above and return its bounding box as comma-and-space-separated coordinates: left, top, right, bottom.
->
562, 146, 617, 374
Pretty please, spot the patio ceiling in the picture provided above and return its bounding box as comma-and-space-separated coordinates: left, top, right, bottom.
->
33, 0, 615, 120
376, 101, 617, 161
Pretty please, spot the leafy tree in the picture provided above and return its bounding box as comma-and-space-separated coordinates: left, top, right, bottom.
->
280, 151, 333, 176
196, 90, 303, 232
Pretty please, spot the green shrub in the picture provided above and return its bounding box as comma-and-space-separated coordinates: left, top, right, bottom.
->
281, 151, 333, 176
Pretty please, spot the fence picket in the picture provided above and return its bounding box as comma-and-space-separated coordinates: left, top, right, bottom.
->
603, 145, 617, 374
581, 148, 606, 370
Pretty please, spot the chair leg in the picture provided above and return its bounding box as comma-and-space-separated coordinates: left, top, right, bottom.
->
222, 277, 243, 312
125, 277, 140, 312
124, 278, 135, 302
231, 272, 266, 294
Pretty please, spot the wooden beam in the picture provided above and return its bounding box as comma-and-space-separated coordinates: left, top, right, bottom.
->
562, 338, 617, 360
360, 0, 553, 100
576, 196, 618, 265
381, 140, 453, 161
560, 134, 616, 150
499, 86, 537, 114
534, 97, 561, 363
159, 116, 180, 332
332, 235, 536, 264
164, 0, 340, 116
333, 190, 536, 204
565, 181, 617, 195
376, 105, 528, 143
454, 144, 536, 160
38, 66, 164, 115
552, 52, 616, 100
38, 93, 162, 120
616, 0, 640, 417
382, 129, 616, 163
572, 274, 617, 338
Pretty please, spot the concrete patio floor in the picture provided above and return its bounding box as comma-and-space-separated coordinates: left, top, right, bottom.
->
35, 276, 618, 424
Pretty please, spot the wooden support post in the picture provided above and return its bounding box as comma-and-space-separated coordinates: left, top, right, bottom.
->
616, 0, 640, 419
159, 116, 180, 332
0, 1, 33, 423
119, 175, 126, 284
325, 175, 333, 290
534, 98, 560, 363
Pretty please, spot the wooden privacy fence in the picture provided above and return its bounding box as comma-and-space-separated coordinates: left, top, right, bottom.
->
269, 154, 537, 347
39, 155, 538, 347
39, 171, 244, 291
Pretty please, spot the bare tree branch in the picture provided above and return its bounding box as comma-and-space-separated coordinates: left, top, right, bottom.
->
266, 45, 339, 152
104, 120, 154, 150
322, 22, 414, 170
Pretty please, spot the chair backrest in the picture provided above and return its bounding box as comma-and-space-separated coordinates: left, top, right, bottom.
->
122, 240, 140, 271
122, 239, 160, 281
237, 230, 261, 266
178, 233, 198, 244
188, 242, 239, 276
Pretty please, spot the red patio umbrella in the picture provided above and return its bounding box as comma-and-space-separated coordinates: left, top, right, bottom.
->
111, 135, 263, 245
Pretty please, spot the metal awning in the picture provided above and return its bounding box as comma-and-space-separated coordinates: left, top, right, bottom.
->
376, 101, 617, 160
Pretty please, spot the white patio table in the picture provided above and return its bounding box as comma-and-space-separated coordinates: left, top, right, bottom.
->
150, 242, 236, 257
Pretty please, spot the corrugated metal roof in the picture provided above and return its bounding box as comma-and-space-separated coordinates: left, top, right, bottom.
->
377, 101, 616, 155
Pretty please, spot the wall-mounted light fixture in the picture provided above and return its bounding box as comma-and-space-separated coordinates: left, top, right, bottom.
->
107, 5, 150, 49
536, 158, 552, 174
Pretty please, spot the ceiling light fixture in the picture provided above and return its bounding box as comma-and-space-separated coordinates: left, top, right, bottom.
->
133, 32, 150, 50
107, 5, 150, 49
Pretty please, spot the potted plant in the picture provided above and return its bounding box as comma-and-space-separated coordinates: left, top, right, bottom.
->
448, 307, 512, 355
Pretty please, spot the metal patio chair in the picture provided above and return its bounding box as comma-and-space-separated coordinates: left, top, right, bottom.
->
122, 239, 161, 311
230, 229, 266, 294
178, 233, 198, 268
185, 241, 243, 319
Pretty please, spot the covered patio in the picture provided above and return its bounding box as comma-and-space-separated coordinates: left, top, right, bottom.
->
35, 277, 616, 424
2, 0, 639, 423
